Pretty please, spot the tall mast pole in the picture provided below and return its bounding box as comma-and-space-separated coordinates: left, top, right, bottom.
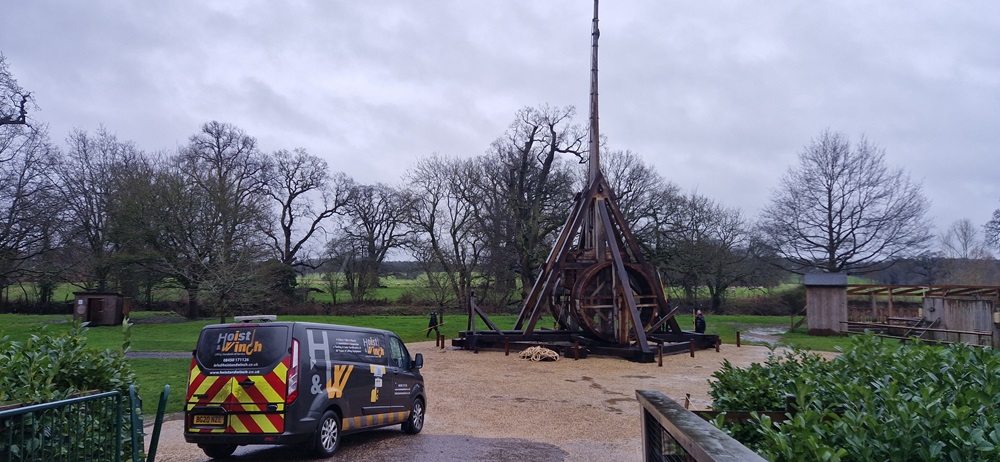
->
586, 0, 605, 258
587, 0, 601, 184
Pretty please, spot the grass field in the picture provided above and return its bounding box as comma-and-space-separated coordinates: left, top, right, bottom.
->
4, 275, 821, 307
0, 312, 848, 415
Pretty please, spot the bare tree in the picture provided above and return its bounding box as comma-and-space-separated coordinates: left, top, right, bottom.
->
116, 122, 270, 318
177, 121, 270, 317
0, 55, 59, 305
0, 55, 31, 126
264, 148, 352, 269
597, 149, 685, 260
477, 105, 585, 302
939, 218, 996, 285
57, 127, 145, 291
985, 204, 1000, 250
404, 154, 483, 309
0, 123, 60, 293
760, 130, 932, 273
339, 183, 415, 302
104, 151, 169, 307
941, 219, 992, 260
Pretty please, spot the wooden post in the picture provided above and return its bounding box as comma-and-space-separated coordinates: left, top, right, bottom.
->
736, 331, 741, 347
715, 337, 720, 352
658, 343, 663, 367
870, 293, 877, 322
504, 338, 510, 356
684, 393, 691, 409
689, 340, 695, 358
574, 341, 580, 360
888, 291, 895, 320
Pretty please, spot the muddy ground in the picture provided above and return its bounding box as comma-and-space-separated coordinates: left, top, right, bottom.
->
149, 341, 813, 461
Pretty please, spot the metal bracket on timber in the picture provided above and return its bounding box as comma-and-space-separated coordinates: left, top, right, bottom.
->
452, 0, 719, 362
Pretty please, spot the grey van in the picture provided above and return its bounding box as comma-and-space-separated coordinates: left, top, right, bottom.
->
184, 319, 425, 458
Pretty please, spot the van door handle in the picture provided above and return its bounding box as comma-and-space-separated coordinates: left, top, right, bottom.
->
239, 378, 255, 388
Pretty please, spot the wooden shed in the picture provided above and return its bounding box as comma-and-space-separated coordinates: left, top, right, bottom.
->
72, 292, 128, 326
805, 273, 848, 336
923, 296, 997, 347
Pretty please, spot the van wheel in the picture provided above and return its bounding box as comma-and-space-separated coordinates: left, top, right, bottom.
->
401, 398, 424, 434
313, 410, 342, 457
200, 443, 237, 459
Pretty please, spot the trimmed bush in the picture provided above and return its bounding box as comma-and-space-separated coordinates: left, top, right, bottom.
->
0, 321, 138, 460
710, 334, 1000, 461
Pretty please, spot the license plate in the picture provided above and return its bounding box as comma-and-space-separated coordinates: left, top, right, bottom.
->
193, 414, 225, 426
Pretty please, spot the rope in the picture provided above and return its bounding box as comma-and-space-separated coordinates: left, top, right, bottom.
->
519, 346, 560, 362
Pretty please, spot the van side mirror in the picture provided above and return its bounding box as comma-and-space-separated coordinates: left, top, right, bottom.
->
413, 353, 423, 370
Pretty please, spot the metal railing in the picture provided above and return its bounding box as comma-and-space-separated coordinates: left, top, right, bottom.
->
0, 385, 169, 462
0, 391, 123, 462
636, 390, 765, 462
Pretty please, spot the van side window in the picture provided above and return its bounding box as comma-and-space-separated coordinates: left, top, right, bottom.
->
307, 329, 388, 365
388, 336, 409, 369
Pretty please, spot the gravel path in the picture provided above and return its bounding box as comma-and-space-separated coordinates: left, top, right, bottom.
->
148, 341, 812, 461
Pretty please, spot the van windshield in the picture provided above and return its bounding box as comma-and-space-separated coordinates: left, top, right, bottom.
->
196, 325, 290, 376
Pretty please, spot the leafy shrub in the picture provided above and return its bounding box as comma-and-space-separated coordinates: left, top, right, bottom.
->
0, 321, 137, 460
710, 334, 1000, 461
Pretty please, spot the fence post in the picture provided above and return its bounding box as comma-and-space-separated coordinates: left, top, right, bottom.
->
785, 394, 796, 412
145, 385, 171, 462
116, 392, 123, 462
129, 385, 144, 462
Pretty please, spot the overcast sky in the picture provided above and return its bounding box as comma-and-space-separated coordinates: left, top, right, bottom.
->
3, 1, 999, 236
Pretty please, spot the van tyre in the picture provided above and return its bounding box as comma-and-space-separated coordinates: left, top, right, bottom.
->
200, 443, 237, 459
313, 410, 342, 457
401, 397, 424, 434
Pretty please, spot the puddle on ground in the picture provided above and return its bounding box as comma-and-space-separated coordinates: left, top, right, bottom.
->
738, 326, 787, 345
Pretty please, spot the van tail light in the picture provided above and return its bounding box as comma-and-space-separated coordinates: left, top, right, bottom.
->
286, 339, 300, 404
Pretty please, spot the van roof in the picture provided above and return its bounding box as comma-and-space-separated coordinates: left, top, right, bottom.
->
205, 320, 396, 337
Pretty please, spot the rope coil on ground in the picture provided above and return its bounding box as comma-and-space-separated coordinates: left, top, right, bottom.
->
519, 346, 560, 361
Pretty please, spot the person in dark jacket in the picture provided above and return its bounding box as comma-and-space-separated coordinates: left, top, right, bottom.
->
427, 311, 440, 337
694, 310, 706, 333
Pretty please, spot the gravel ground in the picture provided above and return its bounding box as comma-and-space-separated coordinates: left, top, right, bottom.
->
148, 341, 816, 461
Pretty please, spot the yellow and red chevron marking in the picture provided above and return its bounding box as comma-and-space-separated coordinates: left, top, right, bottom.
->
188, 413, 285, 434
186, 357, 289, 433
342, 411, 411, 431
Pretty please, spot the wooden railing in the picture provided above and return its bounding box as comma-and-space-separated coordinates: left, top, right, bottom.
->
636, 390, 765, 462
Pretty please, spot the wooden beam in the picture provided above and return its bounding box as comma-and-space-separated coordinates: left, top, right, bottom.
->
598, 201, 650, 353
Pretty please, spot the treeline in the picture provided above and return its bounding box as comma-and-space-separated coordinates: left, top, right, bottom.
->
6, 54, 999, 319
0, 103, 780, 318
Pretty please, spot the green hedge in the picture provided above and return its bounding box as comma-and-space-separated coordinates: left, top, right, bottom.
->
710, 334, 1000, 461
0, 322, 138, 460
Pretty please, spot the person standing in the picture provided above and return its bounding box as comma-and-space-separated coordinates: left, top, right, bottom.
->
427, 311, 440, 337
694, 310, 706, 334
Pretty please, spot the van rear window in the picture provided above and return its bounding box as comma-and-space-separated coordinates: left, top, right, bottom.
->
196, 325, 290, 375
